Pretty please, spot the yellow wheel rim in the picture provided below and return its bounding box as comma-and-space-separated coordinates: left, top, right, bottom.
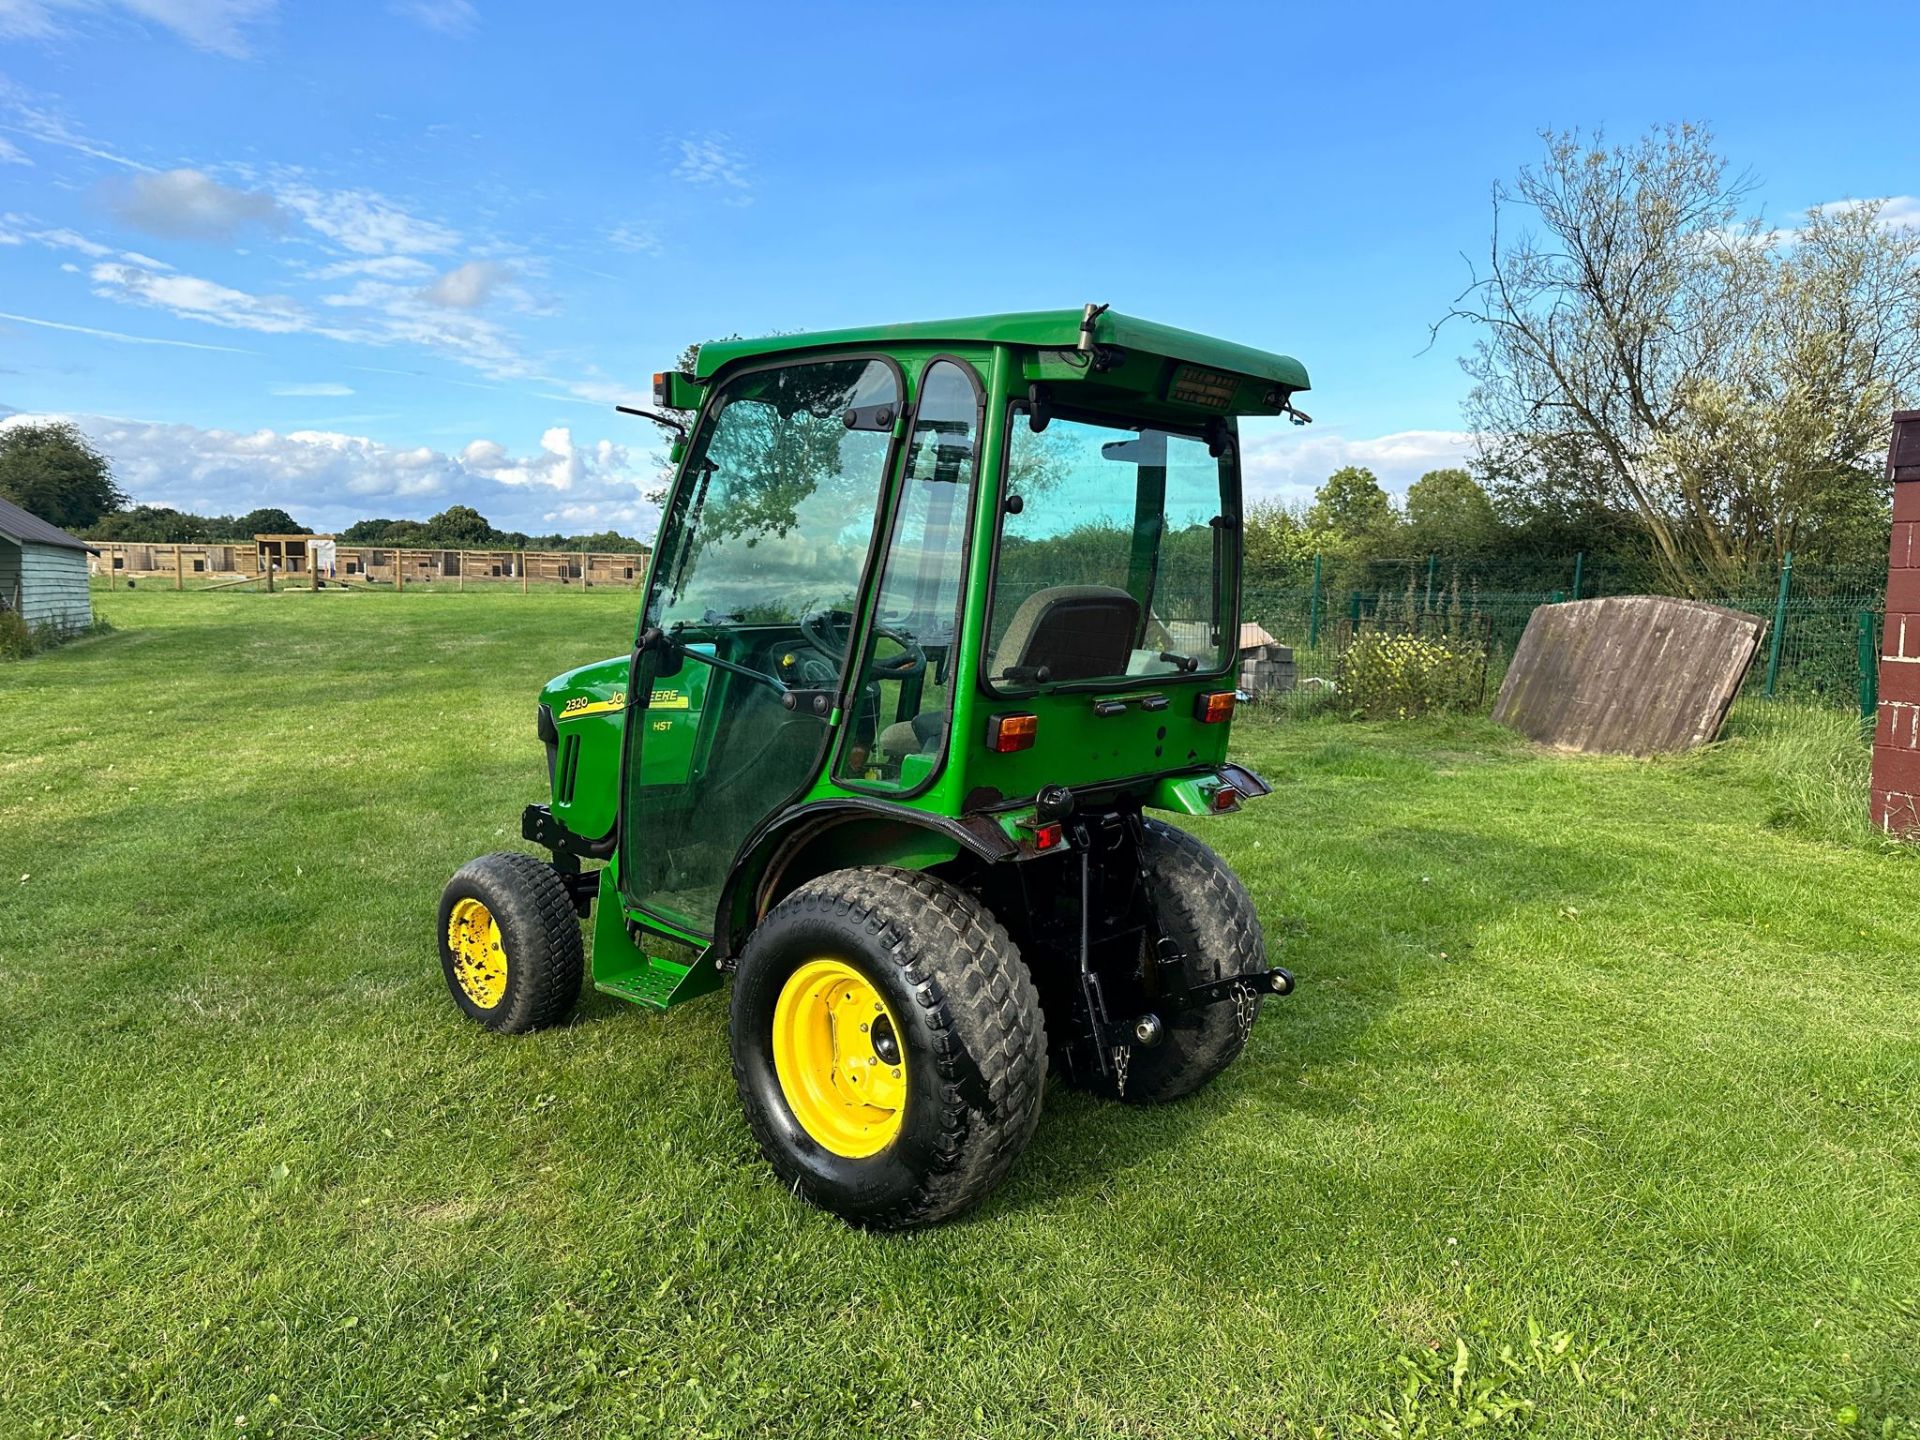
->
772, 958, 907, 1158
447, 897, 508, 1009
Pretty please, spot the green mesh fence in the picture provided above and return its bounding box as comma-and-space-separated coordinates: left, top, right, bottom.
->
1240, 554, 1886, 716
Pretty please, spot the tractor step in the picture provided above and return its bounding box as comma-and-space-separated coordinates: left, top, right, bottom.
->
595, 954, 701, 1010
586, 867, 725, 1011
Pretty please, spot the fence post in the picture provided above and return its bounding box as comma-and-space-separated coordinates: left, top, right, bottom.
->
1425, 552, 1437, 612
175, 547, 184, 591
1348, 589, 1361, 633
1572, 551, 1585, 601
1859, 609, 1879, 729
1763, 551, 1793, 697
1308, 552, 1321, 648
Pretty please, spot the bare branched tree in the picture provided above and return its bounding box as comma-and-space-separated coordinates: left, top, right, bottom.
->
1445, 124, 1920, 594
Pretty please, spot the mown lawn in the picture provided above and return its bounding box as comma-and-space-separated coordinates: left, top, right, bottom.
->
2, 588, 1916, 1439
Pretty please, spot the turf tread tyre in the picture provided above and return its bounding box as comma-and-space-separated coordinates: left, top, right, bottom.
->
438, 851, 584, 1033
730, 866, 1046, 1228
1090, 819, 1268, 1104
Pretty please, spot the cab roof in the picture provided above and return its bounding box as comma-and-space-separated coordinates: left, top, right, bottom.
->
692, 308, 1310, 394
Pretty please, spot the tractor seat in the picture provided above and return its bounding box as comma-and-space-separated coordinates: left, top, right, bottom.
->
879, 711, 947, 760
989, 584, 1140, 683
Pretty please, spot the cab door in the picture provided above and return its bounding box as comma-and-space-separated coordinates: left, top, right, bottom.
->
619, 355, 904, 935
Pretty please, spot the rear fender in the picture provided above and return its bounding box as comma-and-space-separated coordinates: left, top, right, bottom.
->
713, 800, 1019, 960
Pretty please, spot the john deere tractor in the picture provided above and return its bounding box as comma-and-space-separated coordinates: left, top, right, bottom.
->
440, 305, 1308, 1227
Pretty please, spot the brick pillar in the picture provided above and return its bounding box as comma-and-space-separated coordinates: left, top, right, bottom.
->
1872, 410, 1920, 833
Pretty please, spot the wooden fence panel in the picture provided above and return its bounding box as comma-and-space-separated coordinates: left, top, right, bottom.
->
1493, 596, 1765, 755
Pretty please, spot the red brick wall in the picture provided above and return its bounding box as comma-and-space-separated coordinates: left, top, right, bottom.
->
1872, 410, 1920, 833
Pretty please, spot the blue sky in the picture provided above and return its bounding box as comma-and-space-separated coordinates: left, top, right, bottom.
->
0, 0, 1913, 539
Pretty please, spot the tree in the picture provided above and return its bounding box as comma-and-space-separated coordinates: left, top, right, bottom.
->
1446, 124, 1920, 594
425, 504, 495, 546
234, 507, 308, 536
0, 421, 126, 531
339, 517, 398, 544
1307, 466, 1396, 540
1404, 468, 1499, 553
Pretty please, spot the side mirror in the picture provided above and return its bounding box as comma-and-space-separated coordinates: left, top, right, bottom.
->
1026, 383, 1051, 433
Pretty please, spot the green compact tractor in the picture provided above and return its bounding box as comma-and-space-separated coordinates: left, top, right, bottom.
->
439, 305, 1309, 1227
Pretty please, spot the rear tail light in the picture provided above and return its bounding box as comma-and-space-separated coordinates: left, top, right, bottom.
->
1211, 785, 1242, 812
652, 371, 670, 407
1195, 691, 1236, 723
1030, 821, 1063, 851
987, 713, 1038, 753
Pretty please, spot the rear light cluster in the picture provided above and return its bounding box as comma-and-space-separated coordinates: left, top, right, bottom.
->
1029, 822, 1064, 851
1194, 691, 1235, 723
1211, 785, 1242, 812
987, 713, 1038, 753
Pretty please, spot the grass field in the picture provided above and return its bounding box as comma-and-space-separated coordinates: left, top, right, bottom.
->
3, 588, 1917, 1439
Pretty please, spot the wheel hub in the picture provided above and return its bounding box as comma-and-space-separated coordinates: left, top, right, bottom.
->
771, 958, 907, 1158
447, 896, 507, 1009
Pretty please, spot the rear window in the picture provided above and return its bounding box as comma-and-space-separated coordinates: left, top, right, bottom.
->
987, 412, 1234, 690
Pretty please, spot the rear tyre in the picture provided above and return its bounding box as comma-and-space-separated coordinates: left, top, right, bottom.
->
438, 851, 584, 1033
1083, 819, 1269, 1104
730, 866, 1047, 1228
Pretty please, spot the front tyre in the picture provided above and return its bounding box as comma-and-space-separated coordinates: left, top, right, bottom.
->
730, 867, 1046, 1228
437, 851, 584, 1032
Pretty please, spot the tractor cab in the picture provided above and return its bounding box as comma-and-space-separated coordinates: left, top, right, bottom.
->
445, 305, 1309, 1226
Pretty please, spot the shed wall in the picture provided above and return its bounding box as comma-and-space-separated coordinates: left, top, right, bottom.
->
15, 542, 92, 629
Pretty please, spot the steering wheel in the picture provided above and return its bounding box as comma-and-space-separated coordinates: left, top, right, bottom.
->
799, 607, 928, 681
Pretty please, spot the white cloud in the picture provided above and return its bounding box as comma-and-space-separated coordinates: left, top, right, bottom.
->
605, 221, 662, 255
275, 182, 458, 256
0, 308, 254, 352
0, 77, 151, 169
1238, 425, 1474, 507
0, 136, 29, 166
391, 0, 475, 34
101, 167, 283, 240
419, 258, 509, 309
28, 225, 112, 259
671, 134, 752, 206
1881, 197, 1920, 230
299, 254, 437, 282
270, 382, 353, 397
0, 409, 662, 537
0, 0, 277, 57
1810, 194, 1920, 232
90, 260, 307, 333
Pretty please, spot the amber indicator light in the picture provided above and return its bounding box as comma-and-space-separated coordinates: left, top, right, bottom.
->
1194, 691, 1236, 723
987, 713, 1039, 753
